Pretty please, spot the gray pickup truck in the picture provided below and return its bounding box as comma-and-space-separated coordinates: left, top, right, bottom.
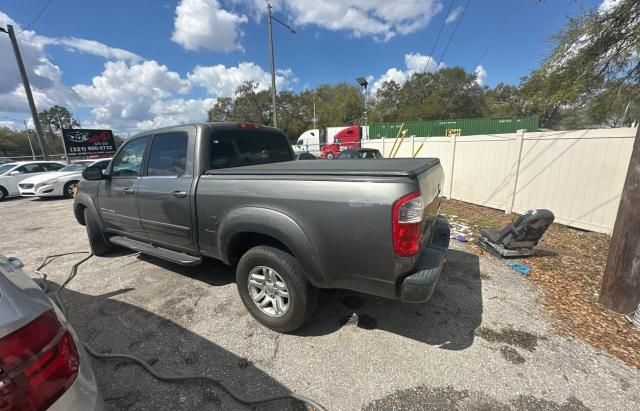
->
74, 123, 449, 332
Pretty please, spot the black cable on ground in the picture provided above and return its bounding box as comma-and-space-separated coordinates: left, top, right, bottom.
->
35, 252, 326, 411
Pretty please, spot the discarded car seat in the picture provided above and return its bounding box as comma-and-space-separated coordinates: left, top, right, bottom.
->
479, 209, 555, 258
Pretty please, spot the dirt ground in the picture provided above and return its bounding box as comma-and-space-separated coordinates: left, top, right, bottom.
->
441, 199, 640, 370
1, 196, 639, 410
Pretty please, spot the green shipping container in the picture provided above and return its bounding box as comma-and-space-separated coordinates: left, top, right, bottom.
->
368, 116, 539, 139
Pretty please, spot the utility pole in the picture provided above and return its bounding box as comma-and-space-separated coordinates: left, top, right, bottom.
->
599, 126, 640, 313
56, 113, 71, 164
268, 4, 277, 128
2, 25, 49, 160
23, 120, 36, 159
313, 99, 317, 129
267, 4, 295, 129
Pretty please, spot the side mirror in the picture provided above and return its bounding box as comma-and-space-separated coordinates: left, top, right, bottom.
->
82, 166, 104, 180
7, 256, 24, 270
310, 132, 315, 136
9, 170, 21, 176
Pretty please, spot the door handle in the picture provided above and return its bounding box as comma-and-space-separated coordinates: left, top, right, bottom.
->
123, 188, 135, 194
172, 191, 187, 198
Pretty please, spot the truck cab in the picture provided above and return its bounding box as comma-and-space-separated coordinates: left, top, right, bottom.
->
320, 126, 362, 159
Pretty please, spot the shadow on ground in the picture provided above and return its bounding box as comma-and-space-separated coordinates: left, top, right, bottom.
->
51, 280, 306, 411
300, 248, 483, 350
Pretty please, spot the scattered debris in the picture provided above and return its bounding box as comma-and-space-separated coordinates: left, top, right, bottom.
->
478, 209, 555, 258
506, 261, 531, 275
626, 304, 640, 332
442, 199, 640, 369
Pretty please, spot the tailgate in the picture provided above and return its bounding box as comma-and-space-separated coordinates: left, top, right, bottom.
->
416, 161, 445, 242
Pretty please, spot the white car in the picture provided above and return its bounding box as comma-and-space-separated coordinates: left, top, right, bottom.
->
0, 161, 66, 201
18, 158, 112, 199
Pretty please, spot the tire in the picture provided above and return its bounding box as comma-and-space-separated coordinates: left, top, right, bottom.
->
236, 246, 318, 332
326, 152, 334, 160
83, 208, 113, 256
0, 186, 6, 201
63, 181, 79, 199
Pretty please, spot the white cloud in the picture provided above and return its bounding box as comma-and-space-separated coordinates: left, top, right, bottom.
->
598, 0, 621, 13
188, 62, 294, 96
72, 59, 294, 133
371, 53, 444, 94
474, 65, 487, 86
0, 11, 142, 114
446, 6, 464, 23
244, 0, 443, 42
40, 37, 141, 62
172, 0, 248, 52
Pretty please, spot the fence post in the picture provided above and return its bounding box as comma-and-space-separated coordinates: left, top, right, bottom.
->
447, 133, 458, 198
506, 129, 526, 214
381, 137, 386, 157
411, 136, 415, 156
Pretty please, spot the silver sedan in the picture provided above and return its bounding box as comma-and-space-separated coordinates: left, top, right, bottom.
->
0, 254, 103, 410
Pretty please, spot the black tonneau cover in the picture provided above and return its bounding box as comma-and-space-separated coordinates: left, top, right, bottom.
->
205, 158, 440, 178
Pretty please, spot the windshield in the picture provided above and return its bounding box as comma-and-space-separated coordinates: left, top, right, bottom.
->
0, 164, 16, 175
58, 164, 88, 172
209, 129, 293, 169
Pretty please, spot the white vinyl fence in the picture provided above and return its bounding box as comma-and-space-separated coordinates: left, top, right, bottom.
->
363, 127, 638, 234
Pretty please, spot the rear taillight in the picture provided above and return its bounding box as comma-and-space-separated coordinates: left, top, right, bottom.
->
239, 123, 259, 128
0, 310, 79, 411
392, 191, 424, 257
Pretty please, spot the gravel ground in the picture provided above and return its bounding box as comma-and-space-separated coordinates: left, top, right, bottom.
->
1, 196, 639, 410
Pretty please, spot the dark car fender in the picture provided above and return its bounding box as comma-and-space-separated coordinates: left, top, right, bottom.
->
218, 207, 331, 288
73, 191, 104, 230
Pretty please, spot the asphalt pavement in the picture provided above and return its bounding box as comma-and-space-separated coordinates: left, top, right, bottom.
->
1, 196, 638, 410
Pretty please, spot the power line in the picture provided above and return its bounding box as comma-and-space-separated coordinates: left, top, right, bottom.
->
473, 5, 516, 69
423, 0, 457, 72
438, 0, 472, 64
22, 0, 54, 31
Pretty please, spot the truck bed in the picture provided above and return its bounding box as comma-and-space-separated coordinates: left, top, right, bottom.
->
205, 158, 441, 178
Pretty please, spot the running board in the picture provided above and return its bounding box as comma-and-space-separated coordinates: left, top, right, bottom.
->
109, 236, 202, 266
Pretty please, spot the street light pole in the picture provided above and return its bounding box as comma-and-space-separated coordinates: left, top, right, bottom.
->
268, 4, 277, 128
267, 4, 295, 129
23, 120, 36, 159
1, 25, 49, 160
356, 77, 369, 140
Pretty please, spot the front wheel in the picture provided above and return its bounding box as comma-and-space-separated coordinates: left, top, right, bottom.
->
325, 152, 335, 159
83, 208, 113, 256
63, 181, 79, 199
236, 246, 318, 332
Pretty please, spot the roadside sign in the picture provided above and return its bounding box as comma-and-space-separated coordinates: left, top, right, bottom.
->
62, 129, 116, 157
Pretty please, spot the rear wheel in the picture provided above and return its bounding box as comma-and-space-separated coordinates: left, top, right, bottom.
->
236, 246, 318, 332
63, 181, 79, 199
83, 208, 113, 256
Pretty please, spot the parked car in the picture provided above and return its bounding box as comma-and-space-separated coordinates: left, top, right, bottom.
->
18, 158, 111, 199
336, 148, 383, 159
74, 123, 448, 332
0, 254, 104, 410
296, 152, 316, 160
0, 161, 66, 201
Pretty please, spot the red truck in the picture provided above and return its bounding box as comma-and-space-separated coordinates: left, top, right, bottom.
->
319, 126, 365, 159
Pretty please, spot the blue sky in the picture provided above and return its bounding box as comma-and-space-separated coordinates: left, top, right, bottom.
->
0, 0, 604, 134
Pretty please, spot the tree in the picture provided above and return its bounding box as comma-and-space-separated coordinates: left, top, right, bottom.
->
38, 105, 80, 140
539, 0, 640, 312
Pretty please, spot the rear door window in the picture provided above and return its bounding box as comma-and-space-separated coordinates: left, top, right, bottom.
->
209, 129, 292, 169
147, 132, 188, 176
43, 163, 63, 171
